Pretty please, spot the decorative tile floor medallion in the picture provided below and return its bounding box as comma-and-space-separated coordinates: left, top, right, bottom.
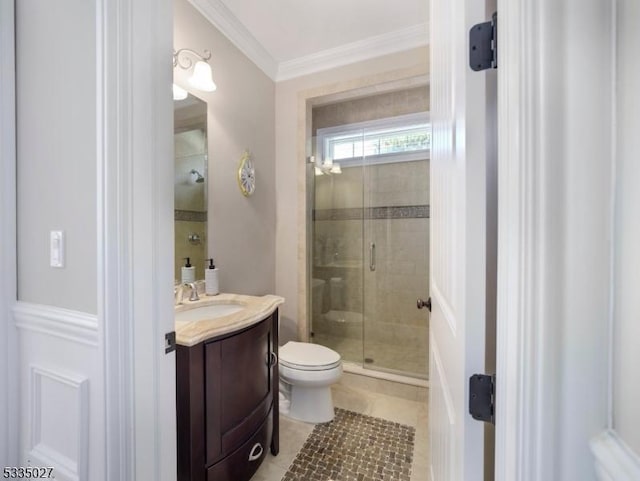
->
282, 408, 415, 481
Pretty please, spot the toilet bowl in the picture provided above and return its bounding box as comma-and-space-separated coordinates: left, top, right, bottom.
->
278, 341, 342, 423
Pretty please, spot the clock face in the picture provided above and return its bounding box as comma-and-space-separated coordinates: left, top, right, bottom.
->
237, 152, 255, 196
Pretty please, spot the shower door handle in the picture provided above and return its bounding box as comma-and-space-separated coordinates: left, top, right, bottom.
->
369, 242, 376, 271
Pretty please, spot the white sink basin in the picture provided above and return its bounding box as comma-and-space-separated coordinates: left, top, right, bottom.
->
175, 303, 244, 322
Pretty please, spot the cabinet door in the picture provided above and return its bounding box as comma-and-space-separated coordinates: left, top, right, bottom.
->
206, 317, 273, 461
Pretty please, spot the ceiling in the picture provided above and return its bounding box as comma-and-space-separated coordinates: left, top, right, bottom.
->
188, 0, 429, 81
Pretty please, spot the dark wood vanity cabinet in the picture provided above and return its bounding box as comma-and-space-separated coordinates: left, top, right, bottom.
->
176, 310, 279, 481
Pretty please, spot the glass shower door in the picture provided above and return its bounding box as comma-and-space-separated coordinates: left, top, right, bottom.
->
362, 155, 430, 378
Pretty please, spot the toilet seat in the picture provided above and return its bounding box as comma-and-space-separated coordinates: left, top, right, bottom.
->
279, 341, 341, 371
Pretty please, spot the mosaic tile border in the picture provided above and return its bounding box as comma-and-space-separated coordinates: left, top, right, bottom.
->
282, 408, 415, 481
314, 205, 429, 221
174, 209, 207, 222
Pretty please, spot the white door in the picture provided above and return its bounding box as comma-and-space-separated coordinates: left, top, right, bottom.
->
429, 0, 493, 479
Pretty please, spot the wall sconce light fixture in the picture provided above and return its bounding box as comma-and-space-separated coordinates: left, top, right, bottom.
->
173, 48, 217, 99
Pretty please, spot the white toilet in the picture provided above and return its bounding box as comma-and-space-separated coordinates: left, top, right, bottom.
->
278, 341, 342, 423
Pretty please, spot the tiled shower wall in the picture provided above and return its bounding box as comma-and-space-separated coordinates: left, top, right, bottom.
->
311, 87, 430, 377
312, 86, 430, 135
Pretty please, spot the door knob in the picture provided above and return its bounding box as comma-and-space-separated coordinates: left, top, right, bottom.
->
417, 297, 432, 312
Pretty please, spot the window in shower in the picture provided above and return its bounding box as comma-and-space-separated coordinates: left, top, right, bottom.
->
319, 113, 430, 165
310, 111, 431, 379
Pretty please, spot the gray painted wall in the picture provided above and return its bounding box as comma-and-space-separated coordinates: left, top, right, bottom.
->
174, 0, 276, 296
16, 0, 97, 313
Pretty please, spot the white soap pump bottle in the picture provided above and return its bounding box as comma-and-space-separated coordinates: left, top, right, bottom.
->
181, 257, 195, 284
205, 258, 219, 295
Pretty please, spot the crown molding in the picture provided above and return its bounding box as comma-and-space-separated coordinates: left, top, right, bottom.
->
276, 23, 429, 82
187, 0, 278, 79
187, 1, 427, 82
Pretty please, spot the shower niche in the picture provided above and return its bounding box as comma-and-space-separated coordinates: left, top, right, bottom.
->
308, 89, 431, 380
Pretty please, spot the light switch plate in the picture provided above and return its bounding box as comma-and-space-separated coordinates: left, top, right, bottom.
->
50, 230, 64, 268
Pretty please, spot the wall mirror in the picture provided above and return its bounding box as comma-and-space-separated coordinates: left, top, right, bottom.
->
174, 93, 208, 282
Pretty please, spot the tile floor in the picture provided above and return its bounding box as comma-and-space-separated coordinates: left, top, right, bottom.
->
253, 380, 429, 481
281, 408, 415, 481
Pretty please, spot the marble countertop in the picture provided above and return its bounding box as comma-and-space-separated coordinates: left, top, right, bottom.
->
175, 293, 284, 347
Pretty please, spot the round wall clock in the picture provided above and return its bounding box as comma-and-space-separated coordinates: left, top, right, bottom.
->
237, 150, 255, 196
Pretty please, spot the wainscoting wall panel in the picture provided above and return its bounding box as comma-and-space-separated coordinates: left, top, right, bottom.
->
15, 302, 102, 481
28, 366, 89, 481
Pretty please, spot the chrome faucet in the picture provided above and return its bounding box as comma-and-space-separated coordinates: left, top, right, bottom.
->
184, 282, 200, 302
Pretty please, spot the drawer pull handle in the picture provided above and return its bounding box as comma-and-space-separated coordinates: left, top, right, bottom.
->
248, 443, 263, 461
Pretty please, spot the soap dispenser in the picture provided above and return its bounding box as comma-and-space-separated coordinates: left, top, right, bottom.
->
205, 258, 219, 295
181, 257, 195, 284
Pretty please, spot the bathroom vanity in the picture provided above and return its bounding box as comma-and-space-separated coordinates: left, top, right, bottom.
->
175, 294, 284, 481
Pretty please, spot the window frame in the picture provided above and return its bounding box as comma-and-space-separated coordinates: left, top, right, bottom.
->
315, 111, 430, 167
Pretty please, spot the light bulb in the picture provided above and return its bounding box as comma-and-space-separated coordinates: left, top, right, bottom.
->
172, 83, 188, 100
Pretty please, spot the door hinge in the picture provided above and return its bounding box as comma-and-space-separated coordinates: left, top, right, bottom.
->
469, 374, 495, 424
165, 331, 176, 354
469, 12, 498, 71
